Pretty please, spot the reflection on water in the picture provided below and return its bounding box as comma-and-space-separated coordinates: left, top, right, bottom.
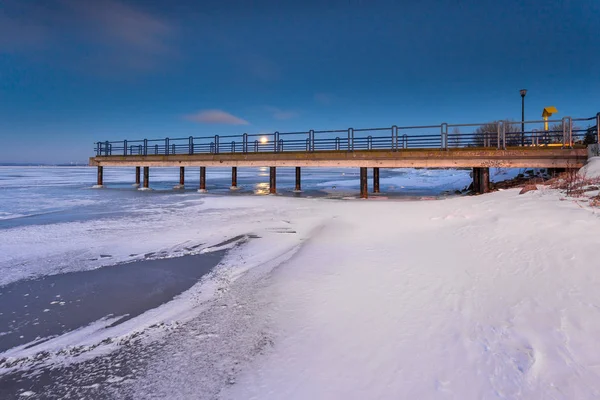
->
254, 182, 270, 195
257, 166, 268, 177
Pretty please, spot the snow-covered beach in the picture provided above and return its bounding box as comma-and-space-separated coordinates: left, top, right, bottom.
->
4, 0, 600, 396
1, 164, 600, 399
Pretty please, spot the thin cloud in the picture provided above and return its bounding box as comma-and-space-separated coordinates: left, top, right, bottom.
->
246, 55, 281, 81
64, 0, 173, 55
314, 93, 335, 105
201, 26, 281, 82
185, 110, 249, 125
264, 106, 298, 120
273, 110, 298, 120
0, 2, 51, 52
0, 0, 177, 74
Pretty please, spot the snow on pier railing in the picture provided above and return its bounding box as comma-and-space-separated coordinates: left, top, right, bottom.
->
94, 113, 600, 157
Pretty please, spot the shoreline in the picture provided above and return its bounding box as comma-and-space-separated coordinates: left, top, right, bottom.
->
0, 250, 226, 354
2, 160, 598, 398
0, 231, 304, 399
0, 247, 233, 395
1, 186, 599, 398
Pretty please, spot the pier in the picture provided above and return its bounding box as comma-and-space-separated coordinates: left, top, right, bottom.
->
89, 114, 598, 198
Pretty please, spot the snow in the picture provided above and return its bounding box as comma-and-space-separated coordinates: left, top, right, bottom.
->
218, 189, 600, 399
0, 167, 525, 287
2, 167, 600, 398
0, 199, 323, 374
69, 186, 599, 400
580, 156, 600, 180
0, 194, 312, 286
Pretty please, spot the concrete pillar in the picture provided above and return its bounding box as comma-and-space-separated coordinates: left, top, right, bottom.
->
198, 167, 207, 192
231, 167, 238, 190
472, 168, 481, 194
294, 167, 302, 192
373, 167, 380, 193
135, 166, 141, 187
174, 166, 185, 190
143, 167, 150, 189
480, 167, 490, 193
472, 167, 490, 194
269, 167, 277, 194
95, 166, 103, 188
360, 167, 368, 199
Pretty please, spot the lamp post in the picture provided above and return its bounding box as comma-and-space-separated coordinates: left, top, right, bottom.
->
520, 89, 527, 146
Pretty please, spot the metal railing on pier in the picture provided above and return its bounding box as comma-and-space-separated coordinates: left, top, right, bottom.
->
94, 114, 600, 157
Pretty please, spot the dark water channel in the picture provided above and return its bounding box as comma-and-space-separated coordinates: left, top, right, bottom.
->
0, 251, 225, 353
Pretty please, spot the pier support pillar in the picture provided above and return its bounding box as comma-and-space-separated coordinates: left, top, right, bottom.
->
360, 167, 368, 199
142, 167, 150, 189
231, 167, 238, 190
134, 166, 140, 187
472, 168, 481, 194
472, 167, 490, 194
94, 166, 104, 188
174, 166, 185, 189
294, 167, 302, 192
480, 167, 490, 193
198, 167, 207, 192
269, 167, 277, 194
373, 167, 380, 193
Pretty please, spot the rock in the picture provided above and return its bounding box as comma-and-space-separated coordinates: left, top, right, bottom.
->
519, 184, 538, 195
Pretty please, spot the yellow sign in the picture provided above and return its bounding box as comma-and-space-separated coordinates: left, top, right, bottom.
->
542, 106, 558, 130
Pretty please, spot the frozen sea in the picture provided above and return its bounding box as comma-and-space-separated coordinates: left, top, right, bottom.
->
0, 165, 518, 399
0, 166, 476, 227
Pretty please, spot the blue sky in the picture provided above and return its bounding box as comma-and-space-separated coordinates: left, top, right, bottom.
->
1, 0, 599, 163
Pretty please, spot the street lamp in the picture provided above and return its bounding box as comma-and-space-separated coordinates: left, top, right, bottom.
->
520, 89, 527, 146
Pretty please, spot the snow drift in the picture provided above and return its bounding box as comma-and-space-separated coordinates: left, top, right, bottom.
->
579, 156, 600, 180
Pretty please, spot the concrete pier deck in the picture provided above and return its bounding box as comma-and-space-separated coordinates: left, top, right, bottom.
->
89, 147, 588, 169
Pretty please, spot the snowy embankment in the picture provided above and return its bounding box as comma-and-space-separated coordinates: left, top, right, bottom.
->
580, 156, 600, 180
217, 189, 600, 399
100, 187, 600, 399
